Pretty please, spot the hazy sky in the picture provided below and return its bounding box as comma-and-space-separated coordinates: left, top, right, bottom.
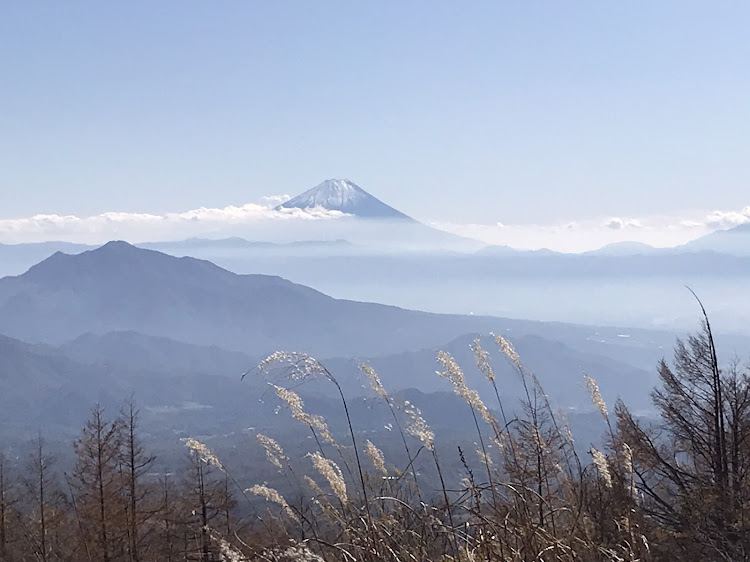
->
2, 2, 750, 248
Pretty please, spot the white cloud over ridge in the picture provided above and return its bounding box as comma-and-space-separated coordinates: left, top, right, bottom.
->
0, 198, 345, 244
429, 206, 750, 253
2, 197, 750, 253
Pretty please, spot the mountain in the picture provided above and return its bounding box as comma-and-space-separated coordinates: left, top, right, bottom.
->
0, 333, 120, 434
680, 223, 750, 255
0, 240, 93, 277
320, 333, 656, 412
278, 179, 414, 220
476, 245, 563, 257
141, 237, 358, 258
61, 331, 254, 376
0, 241, 507, 356
0, 330, 272, 443
0, 328, 613, 470
585, 241, 661, 256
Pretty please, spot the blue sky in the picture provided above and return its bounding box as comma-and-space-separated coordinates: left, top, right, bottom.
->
1, 2, 749, 248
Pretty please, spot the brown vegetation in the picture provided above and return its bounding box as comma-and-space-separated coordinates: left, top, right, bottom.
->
2, 313, 748, 561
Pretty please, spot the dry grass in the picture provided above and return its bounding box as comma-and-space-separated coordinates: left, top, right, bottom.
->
196, 335, 653, 562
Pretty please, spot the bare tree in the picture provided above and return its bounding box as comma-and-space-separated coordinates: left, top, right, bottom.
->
119, 398, 155, 562
618, 317, 750, 560
72, 404, 126, 562
0, 451, 16, 561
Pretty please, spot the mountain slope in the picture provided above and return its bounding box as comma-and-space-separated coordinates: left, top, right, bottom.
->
278, 179, 413, 220
0, 334, 113, 432
0, 240, 93, 277
680, 223, 750, 255
0, 241, 505, 356
0, 330, 272, 442
321, 333, 656, 412
61, 331, 254, 376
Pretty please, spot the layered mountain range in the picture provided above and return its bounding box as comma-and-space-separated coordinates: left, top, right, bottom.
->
3, 237, 750, 459
1, 179, 749, 336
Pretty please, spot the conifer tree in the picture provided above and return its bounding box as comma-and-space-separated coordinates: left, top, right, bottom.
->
72, 404, 126, 562
120, 399, 155, 562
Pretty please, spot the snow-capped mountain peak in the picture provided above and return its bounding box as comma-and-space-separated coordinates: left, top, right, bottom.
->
278, 179, 413, 220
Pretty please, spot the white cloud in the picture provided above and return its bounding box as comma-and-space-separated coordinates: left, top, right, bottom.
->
604, 217, 642, 230
4, 197, 750, 253
258, 194, 292, 206
428, 205, 750, 253
0, 198, 345, 244
703, 207, 750, 230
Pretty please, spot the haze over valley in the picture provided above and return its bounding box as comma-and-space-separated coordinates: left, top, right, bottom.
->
4, 179, 750, 332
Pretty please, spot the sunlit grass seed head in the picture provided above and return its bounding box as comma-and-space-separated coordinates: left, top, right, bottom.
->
257, 433, 286, 471
403, 400, 435, 451
471, 338, 495, 383
246, 484, 300, 523
308, 451, 348, 504
359, 362, 388, 399
365, 439, 387, 476
584, 374, 608, 421
183, 438, 223, 470
272, 384, 335, 445
493, 333, 521, 368
590, 447, 612, 488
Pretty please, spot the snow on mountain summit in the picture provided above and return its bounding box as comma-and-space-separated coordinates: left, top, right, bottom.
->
278, 179, 413, 220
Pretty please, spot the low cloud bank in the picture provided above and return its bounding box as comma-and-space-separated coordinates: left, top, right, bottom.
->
0, 198, 344, 244
429, 206, 750, 253
2, 198, 749, 253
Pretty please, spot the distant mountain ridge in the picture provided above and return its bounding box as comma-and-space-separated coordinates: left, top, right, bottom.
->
680, 222, 750, 255
0, 241, 505, 356
278, 179, 413, 221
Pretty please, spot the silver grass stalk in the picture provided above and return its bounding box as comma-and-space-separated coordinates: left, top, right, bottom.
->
584, 374, 608, 421
622, 442, 633, 474
257, 433, 286, 471
308, 452, 348, 504
183, 438, 223, 470
276, 545, 325, 562
436, 350, 497, 431
272, 384, 335, 445
591, 447, 613, 488
476, 448, 493, 468
403, 400, 435, 451
257, 351, 290, 374
359, 362, 388, 399
365, 440, 387, 476
558, 410, 575, 445
208, 530, 246, 562
494, 333, 521, 368
246, 484, 300, 523
303, 475, 326, 500
471, 338, 495, 383
622, 442, 638, 502
258, 351, 333, 383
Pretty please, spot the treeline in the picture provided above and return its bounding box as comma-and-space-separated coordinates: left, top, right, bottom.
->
3, 318, 750, 561
0, 401, 236, 562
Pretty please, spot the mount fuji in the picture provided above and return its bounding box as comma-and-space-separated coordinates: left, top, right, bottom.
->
278, 179, 414, 221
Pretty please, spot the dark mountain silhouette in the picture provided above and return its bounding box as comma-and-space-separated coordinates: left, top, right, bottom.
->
0, 241, 507, 356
